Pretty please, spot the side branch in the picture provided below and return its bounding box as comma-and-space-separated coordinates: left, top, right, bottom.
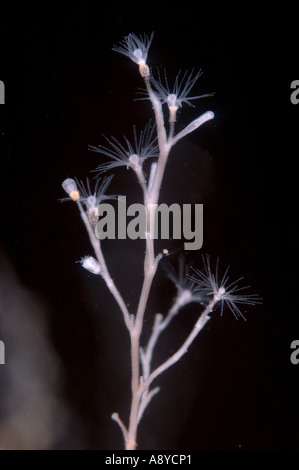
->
111, 412, 128, 445
143, 300, 216, 390
141, 294, 190, 380
77, 201, 132, 331
171, 111, 214, 146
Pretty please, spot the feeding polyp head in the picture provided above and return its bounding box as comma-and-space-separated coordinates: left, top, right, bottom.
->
75, 177, 116, 224
91, 122, 158, 178
151, 69, 213, 122
77, 176, 115, 210
189, 256, 261, 320
112, 32, 154, 78
61, 176, 115, 225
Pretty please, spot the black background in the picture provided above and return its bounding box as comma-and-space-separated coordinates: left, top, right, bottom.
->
0, 1, 298, 450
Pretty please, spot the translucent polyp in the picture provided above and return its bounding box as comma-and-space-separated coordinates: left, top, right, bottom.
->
62, 178, 80, 201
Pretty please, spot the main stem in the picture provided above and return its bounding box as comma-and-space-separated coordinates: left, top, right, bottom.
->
126, 207, 158, 450
126, 330, 142, 450
125, 76, 169, 450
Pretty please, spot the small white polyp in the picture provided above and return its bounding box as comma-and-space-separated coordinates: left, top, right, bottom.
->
62, 178, 77, 195
81, 256, 102, 275
62, 178, 80, 201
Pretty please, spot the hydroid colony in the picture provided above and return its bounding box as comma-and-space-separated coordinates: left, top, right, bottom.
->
62, 33, 259, 450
